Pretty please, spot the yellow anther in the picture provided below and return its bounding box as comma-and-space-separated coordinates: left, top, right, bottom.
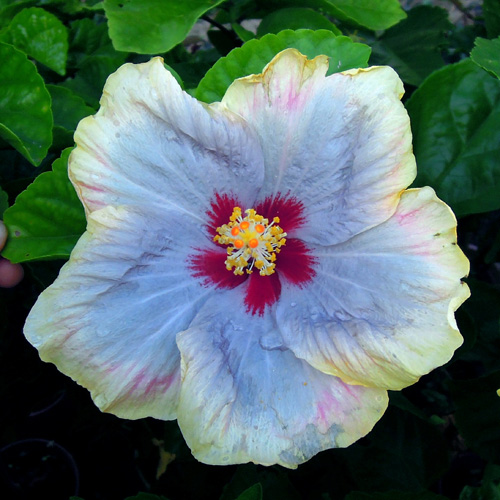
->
214, 206, 287, 276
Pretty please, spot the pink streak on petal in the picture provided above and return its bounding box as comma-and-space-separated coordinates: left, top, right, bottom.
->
396, 209, 420, 226
316, 390, 344, 430
77, 181, 106, 193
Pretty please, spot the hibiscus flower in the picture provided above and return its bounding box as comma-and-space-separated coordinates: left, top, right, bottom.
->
24, 49, 469, 468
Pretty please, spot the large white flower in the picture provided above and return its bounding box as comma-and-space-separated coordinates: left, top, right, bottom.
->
24, 49, 469, 468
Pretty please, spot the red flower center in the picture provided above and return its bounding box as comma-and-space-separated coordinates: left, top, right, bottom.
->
189, 193, 316, 315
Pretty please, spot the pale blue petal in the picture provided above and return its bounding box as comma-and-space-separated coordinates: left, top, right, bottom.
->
176, 291, 388, 468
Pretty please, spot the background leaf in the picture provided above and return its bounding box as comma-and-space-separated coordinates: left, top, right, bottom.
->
0, 7, 68, 75
370, 6, 451, 86
471, 36, 500, 79
196, 29, 371, 103
0, 42, 52, 166
484, 0, 500, 39
2, 148, 86, 263
61, 54, 126, 108
256, 8, 341, 37
324, 0, 406, 30
103, 0, 226, 54
47, 84, 94, 149
406, 59, 500, 217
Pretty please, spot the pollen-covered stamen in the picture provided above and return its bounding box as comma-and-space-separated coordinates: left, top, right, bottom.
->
214, 207, 287, 276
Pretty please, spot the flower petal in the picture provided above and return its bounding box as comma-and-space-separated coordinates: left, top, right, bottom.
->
70, 57, 264, 218
176, 293, 388, 468
222, 49, 416, 245
277, 187, 470, 390
24, 205, 213, 419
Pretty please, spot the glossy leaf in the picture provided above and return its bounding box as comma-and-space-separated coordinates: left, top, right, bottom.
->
450, 371, 500, 463
257, 8, 341, 37
484, 0, 500, 39
103, 0, 226, 54
406, 59, 500, 217
471, 36, 500, 79
196, 29, 371, 103
371, 6, 451, 86
325, 0, 406, 30
2, 148, 86, 263
0, 42, 52, 166
0, 7, 68, 75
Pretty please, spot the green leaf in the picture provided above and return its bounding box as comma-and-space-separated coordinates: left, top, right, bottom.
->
0, 186, 8, 216
346, 491, 449, 500
257, 8, 341, 37
47, 85, 95, 132
0, 0, 35, 28
450, 371, 500, 463
0, 42, 52, 166
236, 484, 263, 500
471, 36, 500, 79
61, 54, 125, 108
2, 148, 86, 263
232, 23, 255, 43
406, 59, 500, 217
484, 0, 500, 39
0, 7, 68, 75
325, 0, 406, 31
103, 0, 226, 54
67, 18, 115, 67
47, 84, 95, 149
196, 29, 371, 103
371, 6, 452, 86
